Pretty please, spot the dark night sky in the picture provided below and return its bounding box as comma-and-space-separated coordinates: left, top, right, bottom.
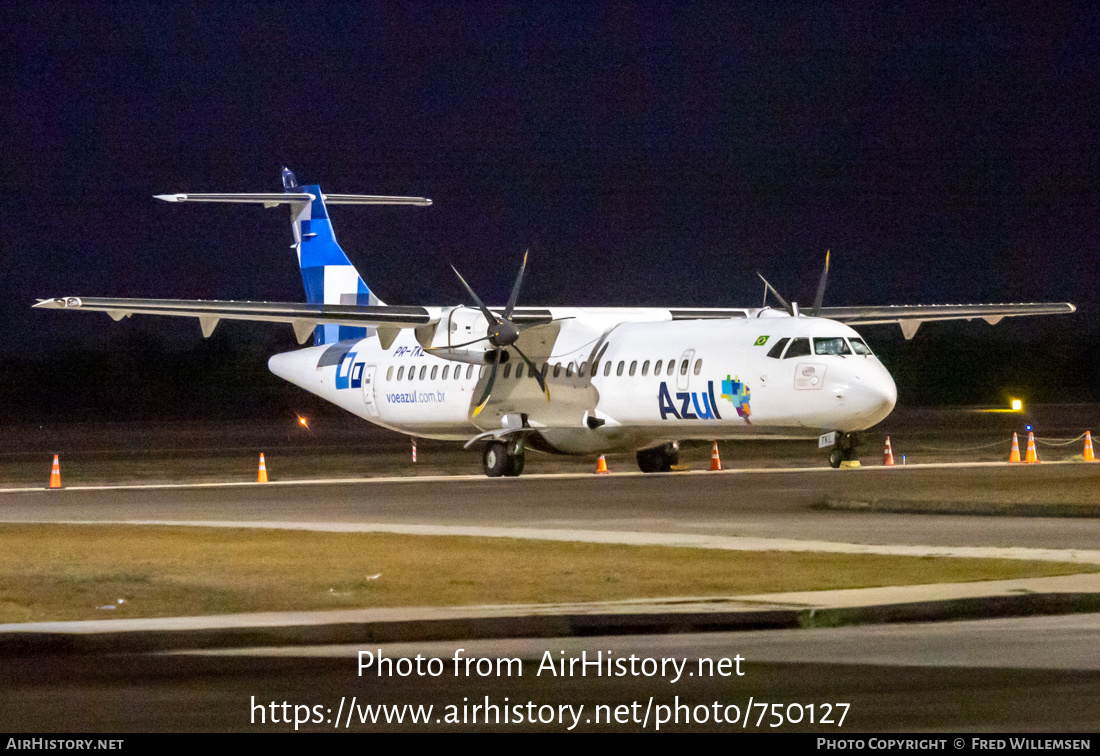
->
3, 2, 1099, 415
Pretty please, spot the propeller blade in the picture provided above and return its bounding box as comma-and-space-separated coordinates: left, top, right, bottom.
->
757, 272, 794, 317
472, 347, 501, 417
425, 335, 491, 351
515, 316, 576, 333
810, 250, 830, 317
504, 250, 529, 320
451, 266, 500, 326
513, 344, 550, 401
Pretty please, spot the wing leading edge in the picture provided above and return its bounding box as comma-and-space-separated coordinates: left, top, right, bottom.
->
818, 302, 1076, 339
33, 297, 438, 344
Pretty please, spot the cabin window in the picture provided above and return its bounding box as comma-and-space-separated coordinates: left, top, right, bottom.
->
814, 337, 852, 356
579, 362, 586, 378
542, 363, 549, 379
784, 338, 811, 358
566, 363, 574, 378
694, 359, 702, 375
467, 365, 474, 380
604, 362, 611, 377
516, 363, 525, 379
849, 337, 874, 355
641, 360, 650, 376
419, 366, 427, 380
616, 361, 625, 377
503, 363, 512, 379
629, 360, 637, 376
479, 365, 486, 379
680, 359, 689, 376
654, 359, 663, 375
767, 337, 790, 359
387, 366, 394, 381
442, 365, 449, 380
667, 360, 675, 376
397, 366, 404, 380
430, 365, 438, 380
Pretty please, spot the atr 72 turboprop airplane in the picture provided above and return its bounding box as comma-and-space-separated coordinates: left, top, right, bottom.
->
36, 169, 1075, 476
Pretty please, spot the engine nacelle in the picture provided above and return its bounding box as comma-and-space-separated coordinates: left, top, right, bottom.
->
415, 305, 492, 364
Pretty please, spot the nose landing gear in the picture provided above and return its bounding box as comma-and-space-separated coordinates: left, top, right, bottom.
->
828, 432, 861, 468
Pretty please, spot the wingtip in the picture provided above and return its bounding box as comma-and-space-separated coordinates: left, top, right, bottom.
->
154, 194, 181, 202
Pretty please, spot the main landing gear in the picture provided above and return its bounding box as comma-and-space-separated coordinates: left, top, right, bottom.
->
636, 441, 680, 473
828, 432, 861, 468
482, 440, 525, 478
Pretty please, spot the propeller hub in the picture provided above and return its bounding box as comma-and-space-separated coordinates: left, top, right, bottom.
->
489, 320, 519, 347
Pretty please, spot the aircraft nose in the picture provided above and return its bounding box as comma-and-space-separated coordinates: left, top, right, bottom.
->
834, 364, 897, 427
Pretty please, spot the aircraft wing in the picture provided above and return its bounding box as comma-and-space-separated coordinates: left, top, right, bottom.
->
33, 296, 438, 344
818, 302, 1076, 339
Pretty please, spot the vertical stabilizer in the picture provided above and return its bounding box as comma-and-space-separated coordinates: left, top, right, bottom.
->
284, 169, 380, 345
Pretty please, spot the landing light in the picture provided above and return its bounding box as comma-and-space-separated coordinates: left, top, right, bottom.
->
297, 415, 309, 429
1011, 399, 1023, 412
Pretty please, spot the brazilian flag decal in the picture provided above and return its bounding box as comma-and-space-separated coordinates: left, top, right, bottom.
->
754, 335, 769, 346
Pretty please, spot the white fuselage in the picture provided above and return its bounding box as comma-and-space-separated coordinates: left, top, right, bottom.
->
268, 307, 897, 454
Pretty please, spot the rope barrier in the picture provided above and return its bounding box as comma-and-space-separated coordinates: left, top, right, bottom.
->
906, 440, 1011, 452
903, 433, 1088, 452
1034, 433, 1088, 447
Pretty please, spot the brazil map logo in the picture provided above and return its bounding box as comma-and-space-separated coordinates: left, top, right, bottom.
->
721, 374, 752, 422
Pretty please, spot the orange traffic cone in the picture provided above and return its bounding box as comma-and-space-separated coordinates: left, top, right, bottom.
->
1025, 432, 1040, 463
257, 453, 269, 483
48, 455, 61, 488
1009, 432, 1021, 463
1085, 431, 1096, 462
710, 441, 721, 471
883, 436, 895, 466
596, 455, 609, 474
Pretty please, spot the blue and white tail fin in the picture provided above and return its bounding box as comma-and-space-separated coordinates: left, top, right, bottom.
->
156, 168, 431, 346
283, 168, 379, 345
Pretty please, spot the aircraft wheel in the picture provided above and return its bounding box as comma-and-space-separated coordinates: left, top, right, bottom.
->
483, 442, 509, 477
504, 449, 525, 477
828, 447, 843, 468
636, 442, 679, 473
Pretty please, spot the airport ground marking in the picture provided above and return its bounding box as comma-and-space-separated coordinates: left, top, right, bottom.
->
0, 459, 1085, 495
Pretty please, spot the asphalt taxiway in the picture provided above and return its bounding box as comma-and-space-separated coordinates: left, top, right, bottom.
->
4, 463, 1100, 731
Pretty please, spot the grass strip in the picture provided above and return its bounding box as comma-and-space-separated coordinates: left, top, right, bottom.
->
0, 524, 1092, 623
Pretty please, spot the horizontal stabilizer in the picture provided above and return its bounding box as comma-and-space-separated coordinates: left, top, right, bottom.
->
154, 193, 431, 207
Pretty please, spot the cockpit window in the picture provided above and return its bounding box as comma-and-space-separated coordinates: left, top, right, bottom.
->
783, 338, 811, 359
849, 337, 873, 355
766, 337, 790, 359
813, 337, 852, 356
